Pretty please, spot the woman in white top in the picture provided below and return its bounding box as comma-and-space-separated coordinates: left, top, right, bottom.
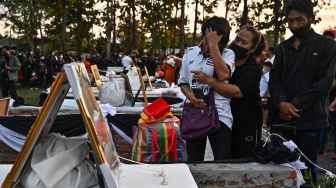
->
178, 16, 235, 161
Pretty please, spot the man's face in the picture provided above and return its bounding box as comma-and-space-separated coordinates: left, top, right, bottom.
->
287, 10, 310, 32
2, 49, 8, 56
266, 51, 273, 58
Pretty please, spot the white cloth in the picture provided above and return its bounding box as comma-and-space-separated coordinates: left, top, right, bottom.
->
281, 160, 307, 187
282, 140, 298, 151
265, 55, 275, 64
19, 133, 99, 188
281, 140, 307, 187
0, 124, 25, 152
9, 99, 15, 107
178, 46, 235, 129
127, 66, 141, 90
166, 58, 175, 67
99, 103, 117, 117
259, 72, 270, 97
121, 55, 132, 68
99, 76, 126, 106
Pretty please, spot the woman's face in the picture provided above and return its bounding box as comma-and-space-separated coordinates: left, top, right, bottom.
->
233, 29, 255, 54
202, 37, 210, 55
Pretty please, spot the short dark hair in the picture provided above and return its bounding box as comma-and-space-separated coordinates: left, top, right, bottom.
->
263, 61, 273, 68
201, 16, 231, 51
285, 0, 314, 19
268, 47, 275, 54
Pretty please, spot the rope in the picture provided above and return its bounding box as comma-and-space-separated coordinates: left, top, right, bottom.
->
263, 132, 336, 179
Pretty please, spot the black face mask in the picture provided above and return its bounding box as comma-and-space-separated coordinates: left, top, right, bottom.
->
229, 43, 249, 60
290, 24, 311, 38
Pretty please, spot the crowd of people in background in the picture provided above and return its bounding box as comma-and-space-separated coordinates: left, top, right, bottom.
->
0, 48, 182, 90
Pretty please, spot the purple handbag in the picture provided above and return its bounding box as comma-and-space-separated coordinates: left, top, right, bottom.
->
180, 89, 220, 139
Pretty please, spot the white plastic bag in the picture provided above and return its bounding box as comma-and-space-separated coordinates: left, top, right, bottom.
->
17, 133, 99, 188
99, 71, 126, 107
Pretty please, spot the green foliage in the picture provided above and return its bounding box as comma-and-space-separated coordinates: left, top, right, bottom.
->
0, 0, 332, 53
226, 0, 329, 45
303, 169, 336, 188
303, 169, 316, 188
318, 175, 336, 188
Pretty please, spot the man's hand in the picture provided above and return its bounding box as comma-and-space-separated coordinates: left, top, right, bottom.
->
190, 96, 207, 108
330, 99, 336, 111
4, 65, 11, 71
279, 101, 300, 121
206, 27, 222, 49
192, 71, 213, 84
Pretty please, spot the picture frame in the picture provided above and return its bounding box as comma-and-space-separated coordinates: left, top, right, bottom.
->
64, 63, 120, 187
3, 63, 120, 188
2, 73, 71, 187
91, 64, 102, 88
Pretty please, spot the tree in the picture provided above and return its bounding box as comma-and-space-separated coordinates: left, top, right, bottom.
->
192, 0, 199, 44
240, 0, 248, 27
179, 0, 186, 54
226, 0, 329, 47
42, 0, 98, 52
0, 0, 39, 51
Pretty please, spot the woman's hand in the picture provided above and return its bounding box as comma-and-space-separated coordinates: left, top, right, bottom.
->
167, 55, 182, 68
180, 84, 206, 108
192, 70, 213, 84
190, 96, 207, 108
206, 27, 222, 49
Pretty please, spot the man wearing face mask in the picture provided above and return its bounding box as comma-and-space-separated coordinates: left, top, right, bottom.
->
269, 0, 336, 181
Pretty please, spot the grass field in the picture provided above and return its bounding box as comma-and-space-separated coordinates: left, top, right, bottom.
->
0, 85, 45, 105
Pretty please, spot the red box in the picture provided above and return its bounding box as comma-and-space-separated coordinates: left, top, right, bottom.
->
143, 98, 170, 119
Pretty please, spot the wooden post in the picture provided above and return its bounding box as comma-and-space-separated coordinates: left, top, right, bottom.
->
144, 66, 153, 91
136, 67, 148, 106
